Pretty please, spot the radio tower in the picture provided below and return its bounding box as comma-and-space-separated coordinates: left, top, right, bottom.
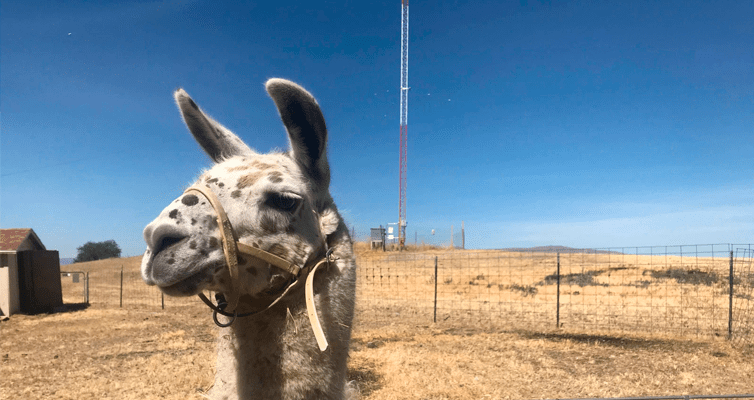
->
398, 0, 409, 247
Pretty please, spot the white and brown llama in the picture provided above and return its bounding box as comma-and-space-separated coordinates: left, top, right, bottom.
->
141, 79, 357, 400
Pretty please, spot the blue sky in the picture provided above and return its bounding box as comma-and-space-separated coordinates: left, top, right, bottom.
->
2, 0, 752, 258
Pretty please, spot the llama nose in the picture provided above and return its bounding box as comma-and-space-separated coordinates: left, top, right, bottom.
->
144, 222, 188, 255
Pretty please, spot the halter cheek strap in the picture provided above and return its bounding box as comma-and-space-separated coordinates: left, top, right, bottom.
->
184, 184, 333, 351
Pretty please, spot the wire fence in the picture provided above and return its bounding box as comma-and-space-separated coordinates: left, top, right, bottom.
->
59, 243, 754, 343
61, 265, 199, 311
354, 244, 754, 342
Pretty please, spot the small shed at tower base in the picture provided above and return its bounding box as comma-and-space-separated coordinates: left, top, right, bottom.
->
0, 229, 63, 317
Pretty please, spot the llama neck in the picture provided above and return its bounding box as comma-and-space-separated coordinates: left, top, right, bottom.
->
209, 281, 351, 399
210, 305, 289, 399
209, 228, 356, 400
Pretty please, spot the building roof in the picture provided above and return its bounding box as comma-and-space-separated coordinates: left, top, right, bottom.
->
0, 229, 46, 251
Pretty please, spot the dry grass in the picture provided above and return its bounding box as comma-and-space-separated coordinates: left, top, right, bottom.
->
2, 247, 754, 399
350, 325, 754, 399
3, 307, 753, 399
1, 307, 215, 400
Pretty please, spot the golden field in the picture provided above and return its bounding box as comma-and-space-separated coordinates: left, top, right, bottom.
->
2, 244, 754, 399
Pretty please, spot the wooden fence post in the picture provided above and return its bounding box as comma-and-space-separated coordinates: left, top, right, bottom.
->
120, 267, 124, 308
461, 221, 465, 250
556, 253, 561, 329
729, 250, 734, 340
433, 256, 438, 323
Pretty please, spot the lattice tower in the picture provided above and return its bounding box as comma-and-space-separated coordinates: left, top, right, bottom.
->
399, 0, 409, 246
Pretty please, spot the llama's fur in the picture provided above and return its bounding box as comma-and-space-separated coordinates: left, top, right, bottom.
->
141, 79, 357, 399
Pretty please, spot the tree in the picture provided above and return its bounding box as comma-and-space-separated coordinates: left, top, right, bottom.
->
74, 240, 122, 262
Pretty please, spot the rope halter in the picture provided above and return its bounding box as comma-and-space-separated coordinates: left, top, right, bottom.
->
183, 183, 333, 351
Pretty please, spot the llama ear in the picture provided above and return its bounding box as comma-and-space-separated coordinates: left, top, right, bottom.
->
265, 79, 330, 188
174, 89, 255, 163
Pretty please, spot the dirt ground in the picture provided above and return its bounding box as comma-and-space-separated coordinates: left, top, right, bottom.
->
2, 303, 753, 400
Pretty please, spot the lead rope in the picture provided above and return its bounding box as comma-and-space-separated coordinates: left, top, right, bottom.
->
210, 293, 235, 327
306, 246, 333, 351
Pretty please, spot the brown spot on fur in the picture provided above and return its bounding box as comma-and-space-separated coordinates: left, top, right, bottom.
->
218, 182, 224, 188
204, 175, 213, 183
252, 161, 274, 170
207, 177, 219, 184
189, 241, 197, 249
227, 164, 254, 172
191, 218, 197, 225
268, 171, 283, 183
169, 209, 179, 219
267, 244, 289, 259
293, 242, 308, 258
231, 190, 242, 198
238, 172, 264, 189
209, 237, 219, 248
259, 215, 277, 234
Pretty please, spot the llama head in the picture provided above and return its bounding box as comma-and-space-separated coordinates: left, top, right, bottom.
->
141, 79, 341, 300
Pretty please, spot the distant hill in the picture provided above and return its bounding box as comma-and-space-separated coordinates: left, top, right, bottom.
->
501, 245, 619, 254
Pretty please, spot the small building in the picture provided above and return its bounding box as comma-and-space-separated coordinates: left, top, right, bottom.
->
0, 229, 63, 317
370, 226, 386, 250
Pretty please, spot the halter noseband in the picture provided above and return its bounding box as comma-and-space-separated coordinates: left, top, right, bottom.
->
183, 184, 333, 351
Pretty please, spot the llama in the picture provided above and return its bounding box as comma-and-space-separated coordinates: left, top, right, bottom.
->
140, 79, 357, 400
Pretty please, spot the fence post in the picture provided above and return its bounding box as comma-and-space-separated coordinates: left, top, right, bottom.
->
120, 267, 124, 308
433, 256, 438, 323
461, 221, 465, 250
556, 253, 561, 329
161, 292, 165, 309
85, 272, 90, 304
81, 272, 86, 303
729, 250, 734, 340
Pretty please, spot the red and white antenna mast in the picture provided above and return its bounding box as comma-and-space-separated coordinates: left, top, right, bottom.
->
398, 0, 409, 246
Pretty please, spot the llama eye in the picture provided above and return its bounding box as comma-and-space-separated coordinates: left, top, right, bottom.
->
266, 193, 299, 212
